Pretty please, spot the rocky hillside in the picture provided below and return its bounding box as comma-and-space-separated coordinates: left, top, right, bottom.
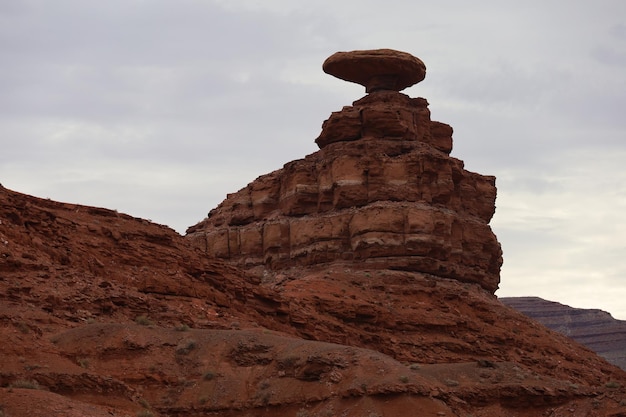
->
2, 49, 626, 417
501, 296, 626, 371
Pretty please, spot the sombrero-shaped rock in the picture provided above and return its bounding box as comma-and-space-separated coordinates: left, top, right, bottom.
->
323, 49, 426, 93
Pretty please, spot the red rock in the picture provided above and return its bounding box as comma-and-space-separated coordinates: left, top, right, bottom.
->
323, 49, 426, 92
4, 50, 626, 417
187, 58, 501, 292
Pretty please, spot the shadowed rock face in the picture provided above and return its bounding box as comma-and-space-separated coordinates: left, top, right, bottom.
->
187, 51, 502, 293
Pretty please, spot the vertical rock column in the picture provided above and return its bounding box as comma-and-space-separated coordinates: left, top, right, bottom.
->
186, 49, 502, 293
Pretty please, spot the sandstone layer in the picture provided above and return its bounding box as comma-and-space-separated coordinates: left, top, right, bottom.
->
501, 296, 626, 371
188, 88, 502, 293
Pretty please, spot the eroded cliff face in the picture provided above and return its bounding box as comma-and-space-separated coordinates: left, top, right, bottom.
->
187, 91, 502, 293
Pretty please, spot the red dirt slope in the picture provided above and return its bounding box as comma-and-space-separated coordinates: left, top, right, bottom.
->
2, 184, 626, 416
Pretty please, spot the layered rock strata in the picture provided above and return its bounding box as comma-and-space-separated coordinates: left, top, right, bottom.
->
501, 297, 626, 371
187, 49, 502, 293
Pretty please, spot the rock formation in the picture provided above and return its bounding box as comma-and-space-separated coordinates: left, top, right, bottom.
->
187, 49, 503, 293
3, 50, 626, 416
502, 296, 626, 371
322, 49, 426, 93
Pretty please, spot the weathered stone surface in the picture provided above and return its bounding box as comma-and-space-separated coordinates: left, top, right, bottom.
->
187, 53, 502, 293
3, 186, 626, 417
323, 49, 426, 92
315, 93, 450, 152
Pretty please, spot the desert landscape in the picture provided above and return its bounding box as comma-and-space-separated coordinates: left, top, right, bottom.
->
1, 50, 626, 417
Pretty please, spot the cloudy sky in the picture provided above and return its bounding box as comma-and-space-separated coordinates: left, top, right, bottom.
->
1, 1, 625, 318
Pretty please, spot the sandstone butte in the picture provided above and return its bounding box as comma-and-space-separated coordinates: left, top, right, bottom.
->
1, 49, 626, 417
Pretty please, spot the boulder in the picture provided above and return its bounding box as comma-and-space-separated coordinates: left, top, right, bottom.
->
323, 48, 426, 93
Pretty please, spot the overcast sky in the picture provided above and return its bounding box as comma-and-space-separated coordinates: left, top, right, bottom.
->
1, 1, 625, 318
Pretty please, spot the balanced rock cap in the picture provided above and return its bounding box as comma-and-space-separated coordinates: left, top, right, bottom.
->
323, 49, 426, 93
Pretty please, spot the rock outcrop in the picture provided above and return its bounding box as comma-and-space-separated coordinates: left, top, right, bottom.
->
501, 296, 626, 371
3, 183, 626, 417
187, 49, 503, 293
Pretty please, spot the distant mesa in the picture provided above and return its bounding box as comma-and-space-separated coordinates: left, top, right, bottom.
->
323, 49, 426, 93
501, 297, 626, 371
